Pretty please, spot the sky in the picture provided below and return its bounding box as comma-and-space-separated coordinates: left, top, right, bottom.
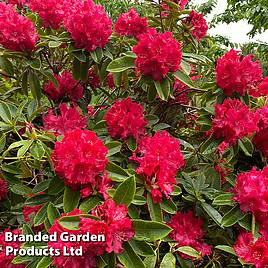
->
192, 0, 268, 44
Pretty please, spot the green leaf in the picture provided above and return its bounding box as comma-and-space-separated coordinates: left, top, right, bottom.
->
48, 177, 64, 195
30, 142, 45, 160
0, 134, 6, 153
180, 60, 191, 75
128, 239, 155, 256
80, 56, 90, 82
12, 255, 32, 265
36, 257, 53, 268
29, 71, 41, 100
170, 185, 182, 196
160, 253, 176, 268
147, 193, 163, 222
238, 137, 254, 157
215, 245, 236, 256
153, 123, 171, 131
58, 215, 80, 230
106, 141, 122, 157
17, 140, 33, 157
106, 56, 135, 73
90, 48, 103, 63
48, 41, 62, 48
25, 194, 50, 206
173, 70, 196, 89
63, 187, 80, 213
40, 69, 58, 87
34, 204, 48, 226
221, 206, 244, 227
73, 50, 87, 62
106, 162, 129, 182
21, 71, 28, 95
213, 193, 235, 206
160, 198, 177, 214
47, 202, 60, 225
72, 57, 81, 80
154, 79, 170, 101
0, 56, 14, 76
132, 220, 172, 242
127, 136, 137, 151
10, 184, 32, 196
132, 195, 146, 206
201, 202, 223, 226
113, 175, 136, 207
176, 246, 200, 258
143, 255, 157, 268
79, 196, 101, 213
117, 242, 145, 268
0, 102, 12, 123
29, 58, 41, 70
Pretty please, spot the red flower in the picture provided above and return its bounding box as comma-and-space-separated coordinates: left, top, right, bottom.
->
52, 129, 108, 189
80, 173, 112, 200
234, 233, 268, 268
44, 71, 84, 102
130, 131, 185, 203
43, 103, 87, 136
8, 0, 28, 8
91, 199, 134, 254
133, 28, 182, 81
88, 68, 100, 90
233, 232, 254, 263
162, 0, 188, 15
249, 77, 268, 97
168, 211, 212, 259
115, 8, 148, 38
0, 178, 8, 201
233, 167, 268, 213
104, 97, 147, 140
64, 0, 112, 52
0, 229, 25, 268
184, 11, 208, 41
253, 104, 268, 160
49, 209, 107, 268
106, 73, 115, 89
211, 99, 259, 150
29, 0, 74, 29
216, 49, 262, 96
173, 79, 190, 105
23, 204, 42, 223
87, 105, 95, 118
0, 2, 38, 53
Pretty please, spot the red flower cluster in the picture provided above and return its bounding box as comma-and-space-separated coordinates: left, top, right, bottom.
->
184, 11, 208, 41
44, 71, 84, 102
0, 178, 8, 201
253, 104, 268, 159
133, 28, 182, 81
23, 204, 42, 223
90, 199, 134, 253
106, 73, 115, 89
249, 77, 268, 97
80, 173, 112, 200
168, 211, 212, 259
49, 200, 134, 267
29, 0, 72, 29
234, 232, 268, 268
115, 8, 148, 38
216, 49, 262, 96
0, 2, 38, 53
64, 0, 112, 52
48, 208, 106, 268
130, 131, 185, 203
233, 167, 268, 213
8, 0, 28, 8
88, 68, 100, 90
52, 129, 108, 189
0, 229, 25, 268
211, 99, 259, 151
104, 97, 147, 140
173, 79, 190, 105
43, 103, 87, 136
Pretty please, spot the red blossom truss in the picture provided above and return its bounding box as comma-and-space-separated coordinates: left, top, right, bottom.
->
168, 211, 212, 259
133, 28, 182, 81
0, 178, 8, 201
130, 130, 185, 203
104, 97, 147, 140
44, 71, 84, 103
64, 0, 112, 52
114, 8, 148, 38
51, 129, 108, 189
0, 2, 38, 53
43, 103, 87, 136
216, 49, 263, 96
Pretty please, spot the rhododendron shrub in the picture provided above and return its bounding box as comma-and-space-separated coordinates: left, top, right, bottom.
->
1, 0, 268, 267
